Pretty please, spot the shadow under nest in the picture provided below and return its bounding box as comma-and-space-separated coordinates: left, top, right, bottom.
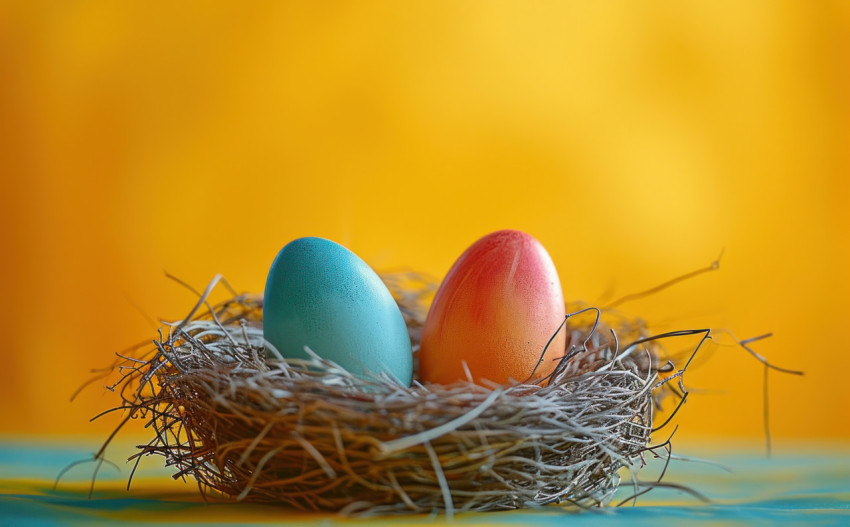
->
95, 273, 710, 516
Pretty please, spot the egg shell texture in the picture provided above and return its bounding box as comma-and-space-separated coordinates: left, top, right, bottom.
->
419, 230, 566, 386
263, 237, 413, 386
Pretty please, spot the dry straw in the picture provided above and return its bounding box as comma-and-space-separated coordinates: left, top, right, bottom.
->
83, 263, 797, 516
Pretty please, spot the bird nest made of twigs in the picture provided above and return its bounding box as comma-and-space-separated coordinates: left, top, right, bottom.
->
91, 272, 716, 517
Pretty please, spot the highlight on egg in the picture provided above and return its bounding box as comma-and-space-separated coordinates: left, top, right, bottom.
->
418, 229, 567, 386
263, 237, 413, 386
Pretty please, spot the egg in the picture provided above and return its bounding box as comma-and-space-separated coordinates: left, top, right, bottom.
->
263, 237, 413, 386
419, 230, 566, 386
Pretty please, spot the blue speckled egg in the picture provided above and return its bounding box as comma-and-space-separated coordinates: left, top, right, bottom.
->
263, 237, 413, 386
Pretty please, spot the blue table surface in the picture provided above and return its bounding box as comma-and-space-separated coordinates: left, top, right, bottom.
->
1, 438, 848, 526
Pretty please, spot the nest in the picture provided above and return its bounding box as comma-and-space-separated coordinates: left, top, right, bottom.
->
96, 273, 708, 516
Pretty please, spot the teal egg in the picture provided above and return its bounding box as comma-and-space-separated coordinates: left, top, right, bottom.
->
263, 237, 413, 386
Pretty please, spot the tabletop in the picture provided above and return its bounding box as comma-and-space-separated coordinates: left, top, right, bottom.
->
2, 439, 848, 526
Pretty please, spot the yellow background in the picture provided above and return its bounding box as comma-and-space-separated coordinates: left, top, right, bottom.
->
1, 1, 848, 445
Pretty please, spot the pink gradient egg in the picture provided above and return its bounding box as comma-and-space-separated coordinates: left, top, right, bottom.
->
419, 230, 567, 386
